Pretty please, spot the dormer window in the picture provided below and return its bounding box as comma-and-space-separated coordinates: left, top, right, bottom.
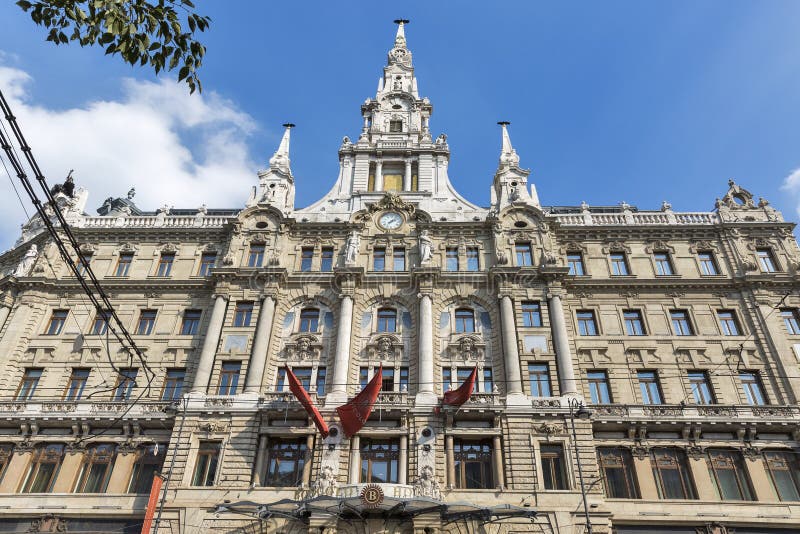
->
377, 308, 397, 333
389, 120, 403, 133
299, 308, 320, 333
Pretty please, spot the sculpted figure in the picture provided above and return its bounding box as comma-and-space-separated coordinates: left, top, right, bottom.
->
413, 465, 441, 500
312, 466, 338, 496
418, 230, 433, 264
345, 230, 360, 265
14, 244, 38, 277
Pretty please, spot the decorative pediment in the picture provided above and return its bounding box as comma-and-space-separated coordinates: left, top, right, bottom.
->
601, 240, 630, 253
644, 240, 675, 254
364, 192, 416, 217
718, 179, 756, 210
284, 334, 323, 361
445, 334, 485, 362
688, 240, 717, 253
366, 334, 403, 361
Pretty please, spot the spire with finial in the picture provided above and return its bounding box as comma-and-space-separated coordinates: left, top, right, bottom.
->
269, 123, 294, 175
388, 19, 412, 67
497, 121, 520, 168
394, 19, 409, 47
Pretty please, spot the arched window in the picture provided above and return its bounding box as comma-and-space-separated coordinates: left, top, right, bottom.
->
299, 308, 320, 333
22, 444, 65, 493
76, 444, 116, 493
455, 308, 475, 333
377, 308, 397, 333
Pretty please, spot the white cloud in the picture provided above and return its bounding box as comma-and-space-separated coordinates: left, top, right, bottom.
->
0, 61, 262, 249
781, 167, 800, 218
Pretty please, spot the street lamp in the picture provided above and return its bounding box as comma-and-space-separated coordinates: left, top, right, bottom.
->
567, 397, 593, 534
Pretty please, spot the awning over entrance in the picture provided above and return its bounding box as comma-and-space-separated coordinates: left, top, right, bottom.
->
214, 495, 537, 524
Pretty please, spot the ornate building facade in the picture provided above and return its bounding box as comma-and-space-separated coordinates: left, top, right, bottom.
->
0, 21, 798, 534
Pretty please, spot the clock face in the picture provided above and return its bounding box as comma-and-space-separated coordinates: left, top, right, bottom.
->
379, 212, 403, 230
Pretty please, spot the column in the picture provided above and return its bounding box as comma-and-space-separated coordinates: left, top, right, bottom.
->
375, 159, 384, 191
416, 293, 436, 404
499, 295, 525, 401
106, 451, 138, 493
399, 435, 408, 485
52, 449, 83, 493
548, 293, 578, 395
492, 435, 505, 489
632, 454, 659, 500
349, 436, 360, 484
252, 435, 268, 486
445, 435, 455, 489
0, 450, 32, 492
191, 294, 228, 393
328, 295, 354, 403
244, 296, 276, 394
403, 159, 412, 191
302, 435, 315, 486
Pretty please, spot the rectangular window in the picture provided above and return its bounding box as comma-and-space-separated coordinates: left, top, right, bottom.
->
75, 444, 116, 493
577, 310, 598, 336
0, 445, 11, 483
521, 301, 542, 327
360, 439, 399, 484
446, 247, 459, 271
455, 309, 475, 333
90, 310, 110, 335
393, 247, 406, 271
541, 444, 568, 490
623, 310, 646, 336
300, 247, 314, 272
782, 309, 800, 335
75, 253, 92, 276
192, 441, 221, 486
161, 369, 185, 401
757, 248, 778, 272
454, 439, 494, 489
597, 447, 640, 499
22, 444, 64, 493
233, 301, 254, 327
442, 368, 452, 391
17, 368, 42, 400
218, 361, 241, 395
115, 253, 133, 276
264, 438, 308, 487
707, 449, 754, 500
359, 367, 370, 389
740, 371, 767, 405
483, 368, 494, 393
389, 120, 403, 133
136, 310, 156, 335
466, 247, 480, 271
128, 444, 166, 493
764, 451, 800, 502
64, 368, 90, 401
610, 252, 630, 275
698, 251, 719, 275
316, 367, 327, 396
399, 367, 409, 392
650, 448, 696, 499
320, 247, 334, 272
670, 310, 694, 336
114, 368, 138, 400
155, 253, 174, 277
638, 371, 663, 404
180, 309, 202, 335
654, 252, 674, 276
515, 243, 533, 267
567, 252, 585, 276
45, 310, 67, 335
299, 308, 320, 332
198, 252, 217, 276
288, 368, 313, 391
588, 371, 612, 403
248, 244, 265, 267
528, 363, 551, 397
381, 367, 395, 392
373, 247, 386, 271
688, 371, 715, 405
377, 308, 397, 332
717, 310, 740, 336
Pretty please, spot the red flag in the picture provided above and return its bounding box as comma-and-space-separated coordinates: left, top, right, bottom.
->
141, 473, 163, 534
442, 365, 478, 409
285, 366, 329, 438
336, 364, 383, 437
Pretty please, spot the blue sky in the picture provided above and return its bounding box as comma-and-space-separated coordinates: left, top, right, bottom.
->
1, 1, 800, 244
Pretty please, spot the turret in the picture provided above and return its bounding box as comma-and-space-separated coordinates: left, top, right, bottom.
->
490, 122, 539, 211
247, 123, 296, 214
